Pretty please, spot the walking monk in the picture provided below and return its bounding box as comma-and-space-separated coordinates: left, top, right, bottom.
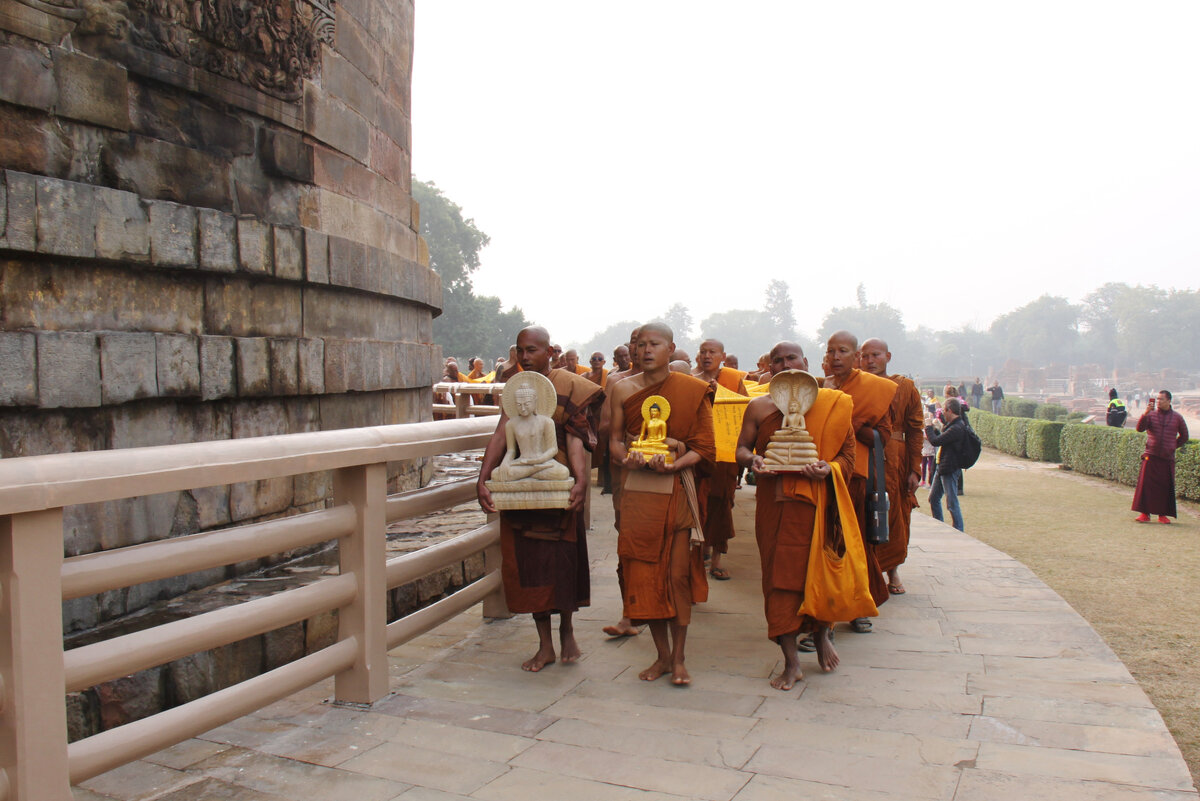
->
477, 326, 602, 671
859, 338, 924, 594
608, 322, 715, 685
822, 330, 896, 633
693, 338, 748, 581
736, 341, 856, 689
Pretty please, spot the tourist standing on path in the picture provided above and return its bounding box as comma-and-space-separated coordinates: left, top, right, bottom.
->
987, 381, 1004, 414
1132, 390, 1189, 524
970, 378, 984, 410
925, 397, 967, 532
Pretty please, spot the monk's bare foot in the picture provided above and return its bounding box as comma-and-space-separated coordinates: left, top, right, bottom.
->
602, 621, 639, 637
522, 645, 556, 672
559, 632, 582, 664
814, 628, 840, 673
770, 663, 803, 691
671, 663, 691, 687
639, 658, 671, 681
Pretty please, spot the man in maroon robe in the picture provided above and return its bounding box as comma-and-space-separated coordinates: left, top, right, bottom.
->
1132, 389, 1189, 523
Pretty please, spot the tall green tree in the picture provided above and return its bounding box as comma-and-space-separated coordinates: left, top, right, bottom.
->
818, 285, 908, 355
660, 303, 695, 353
989, 295, 1080, 367
764, 279, 797, 342
413, 179, 530, 361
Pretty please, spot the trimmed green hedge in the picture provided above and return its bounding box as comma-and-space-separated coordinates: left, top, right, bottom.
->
968, 405, 1199, 502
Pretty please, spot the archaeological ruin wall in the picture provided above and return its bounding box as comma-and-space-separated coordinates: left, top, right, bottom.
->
0, 0, 440, 633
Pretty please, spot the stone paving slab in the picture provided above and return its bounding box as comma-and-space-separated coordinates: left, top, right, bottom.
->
76, 484, 1198, 800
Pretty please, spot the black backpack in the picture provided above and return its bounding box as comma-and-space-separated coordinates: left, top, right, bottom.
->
959, 418, 982, 469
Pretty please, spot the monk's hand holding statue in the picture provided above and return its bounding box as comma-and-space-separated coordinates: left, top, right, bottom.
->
483, 372, 575, 510
628, 395, 676, 470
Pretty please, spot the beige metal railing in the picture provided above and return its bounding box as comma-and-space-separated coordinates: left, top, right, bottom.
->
433, 381, 504, 418
0, 416, 501, 801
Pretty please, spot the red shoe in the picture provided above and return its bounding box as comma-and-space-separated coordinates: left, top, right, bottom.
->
1158, 516, 1172, 524
1135, 513, 1150, 523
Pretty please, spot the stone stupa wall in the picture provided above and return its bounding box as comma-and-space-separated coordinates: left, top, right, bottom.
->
0, 0, 440, 632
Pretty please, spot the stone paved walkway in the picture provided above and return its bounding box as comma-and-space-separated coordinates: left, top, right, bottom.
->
75, 485, 1197, 801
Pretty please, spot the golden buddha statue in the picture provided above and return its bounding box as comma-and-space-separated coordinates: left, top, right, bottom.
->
629, 395, 674, 465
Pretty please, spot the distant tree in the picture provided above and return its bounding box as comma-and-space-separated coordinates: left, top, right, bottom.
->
818, 286, 907, 355
989, 295, 1081, 367
660, 303, 696, 352
699, 308, 817, 369
764, 279, 797, 341
413, 178, 530, 360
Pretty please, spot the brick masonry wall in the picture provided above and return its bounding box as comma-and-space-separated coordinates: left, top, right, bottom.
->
0, 0, 444, 633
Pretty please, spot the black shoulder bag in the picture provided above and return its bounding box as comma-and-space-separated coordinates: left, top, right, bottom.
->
864, 429, 890, 545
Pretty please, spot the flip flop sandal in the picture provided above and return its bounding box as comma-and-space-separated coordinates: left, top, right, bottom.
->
710, 568, 731, 580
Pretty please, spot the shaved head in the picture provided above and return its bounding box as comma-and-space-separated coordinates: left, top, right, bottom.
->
669, 360, 691, 373
827, 330, 858, 350
518, 326, 550, 347
768, 341, 808, 375
701, 338, 724, 352
641, 321, 674, 342
859, 338, 892, 377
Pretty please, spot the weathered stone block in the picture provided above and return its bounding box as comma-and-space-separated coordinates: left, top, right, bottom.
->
36, 176, 96, 258
0, 44, 55, 112
198, 208, 238, 272
298, 338, 325, 394
362, 340, 385, 391
66, 691, 100, 743
305, 610, 338, 652
156, 334, 201, 397
97, 668, 166, 729
304, 82, 370, 164
203, 278, 303, 338
236, 337, 271, 396
0, 171, 36, 251
237, 217, 272, 275
53, 50, 130, 131
318, 391, 383, 431
293, 470, 332, 506
38, 332, 100, 408
94, 186, 150, 262
200, 335, 235, 400
108, 402, 229, 450
100, 332, 157, 404
101, 135, 232, 211
190, 484, 231, 529
0, 408, 103, 458
147, 200, 198, 267
260, 127, 315, 183
304, 228, 329, 283
272, 226, 304, 281
0, 332, 37, 405
269, 338, 298, 395
301, 286, 406, 341
62, 597, 99, 636
328, 235, 366, 289
323, 338, 364, 394
263, 624, 305, 670
209, 638, 264, 692
168, 651, 217, 705
230, 477, 293, 521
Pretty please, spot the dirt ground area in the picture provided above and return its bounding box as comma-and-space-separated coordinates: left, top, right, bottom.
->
915, 449, 1200, 788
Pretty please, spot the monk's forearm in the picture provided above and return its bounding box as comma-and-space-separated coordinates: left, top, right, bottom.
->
477, 417, 508, 482
567, 435, 587, 484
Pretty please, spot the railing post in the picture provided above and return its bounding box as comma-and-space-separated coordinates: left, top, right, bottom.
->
333, 464, 389, 704
481, 514, 511, 620
454, 388, 470, 419
0, 509, 72, 801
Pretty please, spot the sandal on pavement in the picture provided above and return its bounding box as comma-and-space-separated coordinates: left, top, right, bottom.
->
887, 583, 906, 595
710, 567, 731, 580
850, 618, 873, 634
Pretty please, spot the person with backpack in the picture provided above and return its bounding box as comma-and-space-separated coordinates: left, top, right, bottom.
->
924, 397, 977, 531
1106, 388, 1128, 428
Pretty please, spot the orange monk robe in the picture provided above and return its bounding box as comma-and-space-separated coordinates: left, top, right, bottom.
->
754, 388, 856, 639
498, 369, 603, 614
832, 368, 897, 607
705, 368, 748, 556
874, 375, 924, 573
574, 364, 590, 375
618, 373, 715, 623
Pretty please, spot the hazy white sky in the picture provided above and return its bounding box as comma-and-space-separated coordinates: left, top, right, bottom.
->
411, 2, 1200, 346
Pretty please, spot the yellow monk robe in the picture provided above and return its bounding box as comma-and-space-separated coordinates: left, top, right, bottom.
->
618, 372, 715, 623
754, 388, 859, 639
706, 368, 750, 556
874, 374, 924, 573
574, 364, 590, 375
831, 367, 897, 607
498, 369, 603, 614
